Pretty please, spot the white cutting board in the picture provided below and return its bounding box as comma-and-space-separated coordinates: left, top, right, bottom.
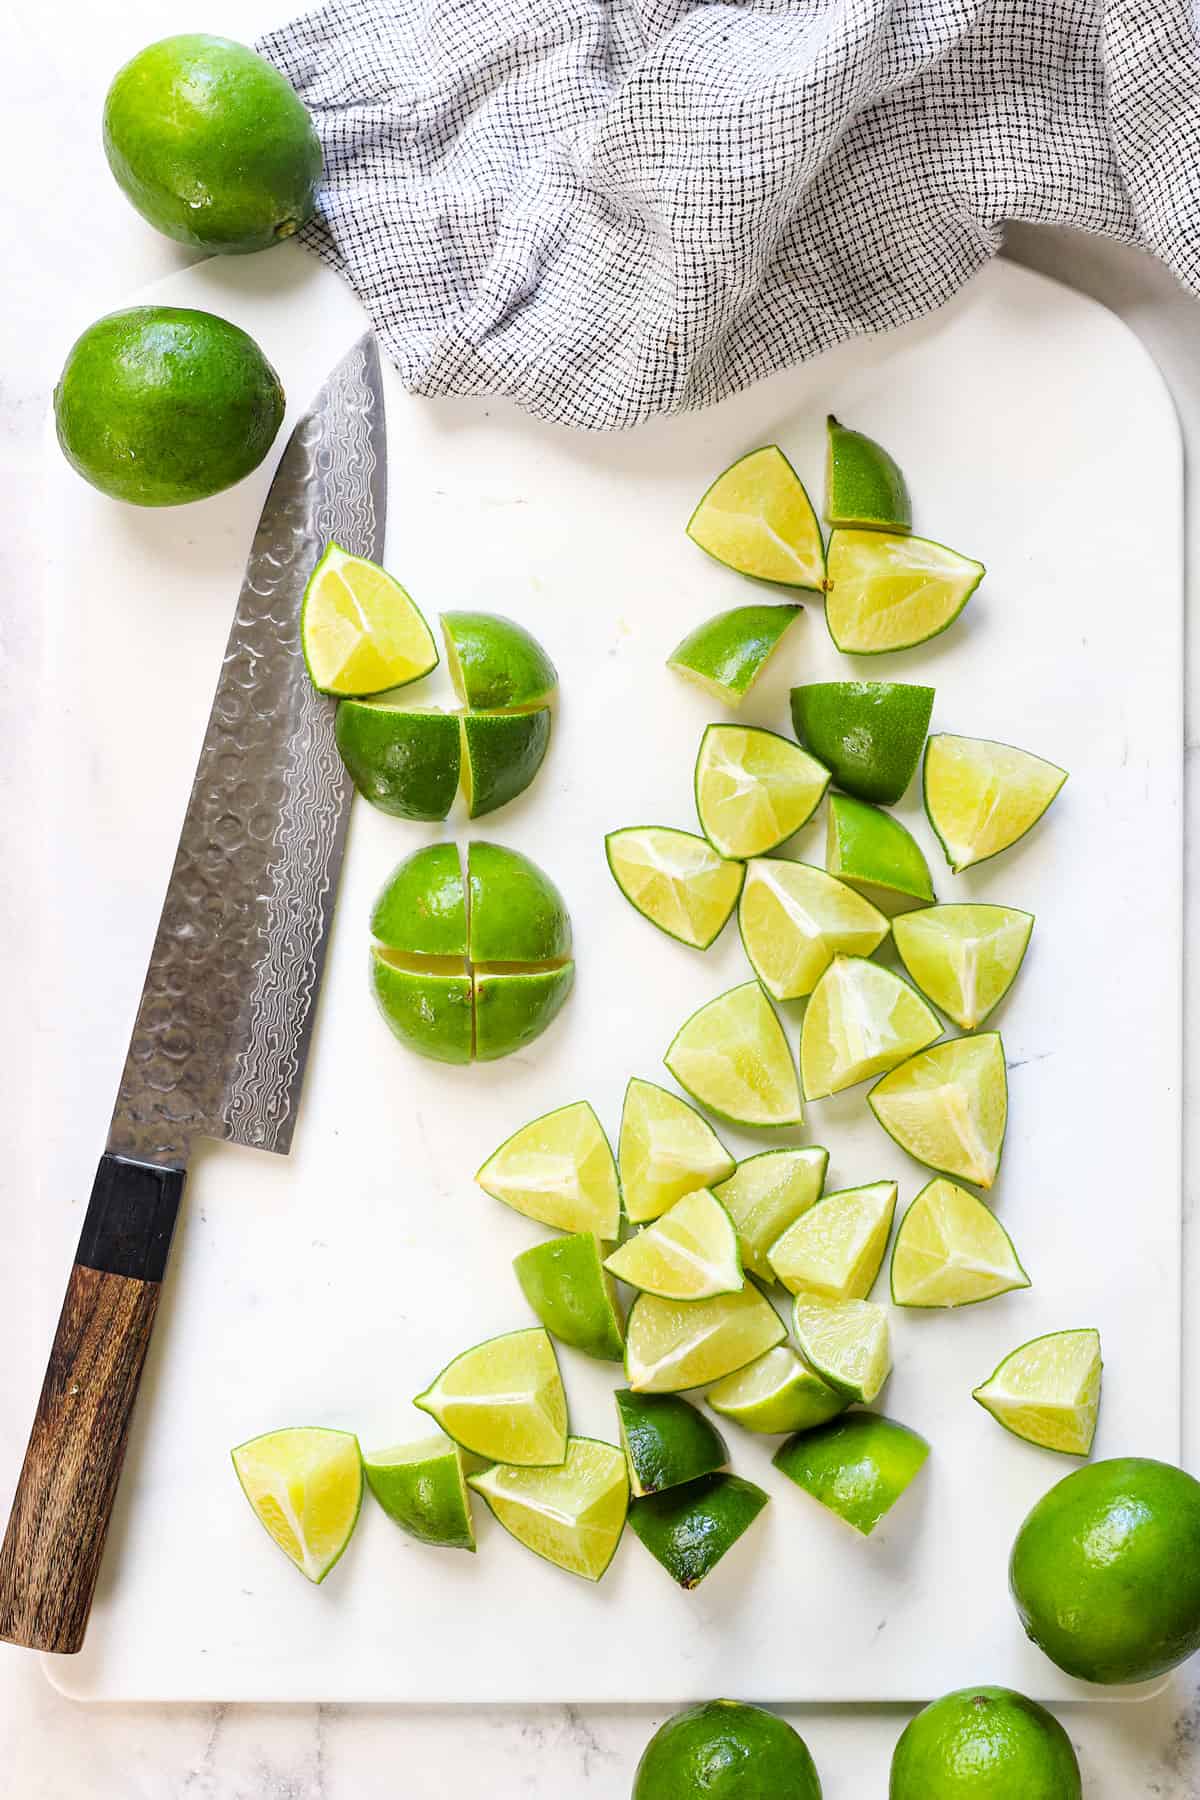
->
35, 246, 1182, 1703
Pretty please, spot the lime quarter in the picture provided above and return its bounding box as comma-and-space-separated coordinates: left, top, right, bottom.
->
739, 858, 888, 1001
335, 704, 460, 820
618, 1077, 735, 1224
441, 610, 557, 710
825, 529, 984, 655
606, 1188, 743, 1300
695, 724, 830, 860
371, 951, 473, 1065
924, 734, 1068, 873
892, 903, 1034, 1030
826, 792, 935, 915
477, 1101, 620, 1239
625, 1285, 786, 1392
869, 1033, 1008, 1189
302, 542, 438, 697
231, 1426, 362, 1583
633, 1701, 822, 1800
774, 1411, 928, 1535
469, 1437, 628, 1581
974, 1328, 1102, 1455
891, 1178, 1029, 1308
714, 1147, 828, 1282
474, 964, 574, 1061
606, 826, 744, 949
414, 1327, 568, 1466
825, 415, 912, 532
890, 1686, 1082, 1800
800, 955, 941, 1101
467, 841, 572, 964
614, 1388, 728, 1497
363, 1433, 475, 1550
514, 1232, 626, 1361
686, 446, 825, 589
791, 680, 933, 805
768, 1180, 897, 1301
668, 603, 804, 704
461, 708, 552, 818
371, 842, 465, 956
791, 1294, 891, 1403
666, 981, 803, 1128
707, 1344, 848, 1435
628, 1471, 768, 1587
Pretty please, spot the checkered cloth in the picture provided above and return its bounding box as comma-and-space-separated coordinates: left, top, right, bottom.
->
259, 0, 1200, 429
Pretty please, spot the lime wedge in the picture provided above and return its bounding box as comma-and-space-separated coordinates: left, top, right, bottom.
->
826, 792, 935, 915
628, 1471, 768, 1587
301, 542, 438, 696
768, 1180, 897, 1301
825, 416, 912, 532
695, 724, 830, 860
791, 1295, 892, 1403
791, 680, 934, 805
626, 1285, 786, 1392
668, 603, 804, 704
618, 1077, 736, 1224
869, 1033, 1008, 1190
707, 1344, 848, 1435
800, 955, 941, 1100
923, 734, 1068, 873
774, 1412, 928, 1535
363, 1432, 475, 1550
460, 709, 552, 818
891, 1177, 1029, 1308
892, 903, 1034, 1031
477, 1100, 621, 1239
714, 1147, 828, 1282
666, 981, 803, 1128
335, 704, 460, 820
469, 1437, 629, 1580
371, 950, 473, 1065
414, 1327, 568, 1466
606, 826, 745, 949
514, 1232, 626, 1361
825, 529, 984, 654
231, 1426, 363, 1583
371, 842, 466, 956
973, 1329, 1102, 1455
441, 610, 557, 710
739, 858, 889, 1001
614, 1388, 728, 1496
686, 446, 825, 589
606, 1188, 743, 1300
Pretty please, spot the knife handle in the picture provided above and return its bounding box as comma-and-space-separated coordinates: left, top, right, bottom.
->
0, 1153, 183, 1653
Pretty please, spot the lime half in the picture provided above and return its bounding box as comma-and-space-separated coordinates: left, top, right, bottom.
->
606, 826, 744, 949
440, 610, 557, 710
739, 858, 889, 1001
825, 416, 912, 532
666, 981, 803, 1128
514, 1232, 626, 1361
686, 446, 825, 589
826, 792, 934, 915
231, 1426, 363, 1583
825, 529, 984, 654
924, 734, 1068, 873
301, 542, 438, 696
791, 680, 933, 805
363, 1433, 475, 1550
707, 1344, 848, 1435
614, 1388, 728, 1497
629, 1471, 769, 1587
774, 1412, 929, 1535
767, 1180, 897, 1302
800, 955, 941, 1100
476, 1101, 621, 1240
695, 724, 830, 860
668, 602, 804, 704
869, 1033, 1008, 1190
626, 1285, 786, 1392
892, 903, 1034, 1030
974, 1329, 1102, 1455
714, 1147, 828, 1282
891, 1178, 1029, 1308
469, 1437, 629, 1581
414, 1327, 567, 1466
618, 1077, 735, 1224
791, 1295, 891, 1403
605, 1188, 743, 1300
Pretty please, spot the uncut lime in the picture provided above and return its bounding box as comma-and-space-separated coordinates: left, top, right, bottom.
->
708, 1344, 848, 1435
363, 1433, 475, 1550
614, 1388, 728, 1496
665, 981, 803, 1128
891, 1178, 1028, 1308
514, 1232, 626, 1361
618, 1078, 735, 1224
791, 680, 933, 805
825, 415, 912, 532
800, 955, 940, 1100
633, 1700, 822, 1800
231, 1426, 362, 1583
476, 1101, 621, 1239
825, 529, 984, 654
791, 1294, 891, 1403
461, 708, 552, 817
303, 542, 438, 697
892, 904, 1034, 1031
668, 603, 804, 704
974, 1329, 1101, 1455
826, 792, 935, 915
335, 704, 460, 819
606, 826, 745, 950
890, 1686, 1081, 1799
687, 446, 826, 589
695, 724, 830, 860
625, 1285, 786, 1393
768, 1180, 897, 1302
738, 859, 888, 1001
441, 610, 557, 710
414, 1327, 567, 1466
606, 1188, 743, 1300
714, 1147, 828, 1281
869, 1033, 1007, 1190
775, 1411, 928, 1535
924, 735, 1067, 873
469, 1438, 628, 1581
628, 1472, 768, 1588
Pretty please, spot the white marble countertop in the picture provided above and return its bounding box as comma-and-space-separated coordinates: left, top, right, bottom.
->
2, 3, 1200, 1793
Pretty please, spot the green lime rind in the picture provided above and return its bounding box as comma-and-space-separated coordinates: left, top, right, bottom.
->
973, 1328, 1102, 1457
892, 903, 1035, 1031
714, 1147, 829, 1282
371, 843, 467, 955
824, 529, 985, 656
824, 415, 912, 532
633, 1701, 822, 1800
468, 1437, 629, 1582
371, 951, 473, 1064
667, 603, 804, 704
695, 723, 831, 861
605, 826, 745, 951
665, 980, 804, 1129
826, 792, 935, 915
706, 1344, 848, 1436
335, 704, 460, 820
413, 1327, 568, 1467
868, 1032, 1008, 1191
628, 1471, 769, 1587
625, 1284, 787, 1393
890, 1177, 1030, 1309
923, 735, 1069, 874
790, 680, 934, 805
441, 611, 558, 710
461, 709, 552, 818
476, 1101, 621, 1240
231, 1426, 363, 1584
773, 1410, 929, 1535
686, 446, 826, 590
475, 965, 574, 1061
363, 1435, 476, 1550
467, 841, 572, 964
514, 1232, 626, 1361
614, 1389, 728, 1497
890, 1687, 1082, 1800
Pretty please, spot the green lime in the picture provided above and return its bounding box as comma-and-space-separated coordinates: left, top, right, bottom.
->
371, 842, 466, 955
54, 306, 284, 507
461, 709, 552, 817
476, 1101, 621, 1239
800, 955, 941, 1100
707, 1344, 848, 1436
335, 705, 460, 819
869, 1033, 1007, 1190
606, 1188, 743, 1300
714, 1148, 828, 1282
1010, 1458, 1200, 1684
695, 724, 830, 860
791, 681, 933, 805
892, 904, 1034, 1031
738, 860, 887, 1003
890, 1686, 1081, 1799
891, 1178, 1028, 1308
362, 1433, 475, 1550
628, 1472, 769, 1587
665, 981, 803, 1128
513, 1232, 626, 1361
414, 1327, 567, 1466
634, 1700, 822, 1800
371, 952, 473, 1064
303, 541, 438, 697
974, 1329, 1101, 1455
231, 1426, 362, 1583
825, 530, 984, 654
668, 603, 804, 704
825, 415, 912, 532
791, 1295, 891, 1403
619, 1078, 735, 1225
826, 792, 935, 915
614, 1388, 728, 1497
469, 1437, 628, 1581
441, 611, 557, 710
687, 446, 826, 589
626, 1285, 786, 1393
467, 840, 572, 964
475, 965, 575, 1061
774, 1411, 928, 1535
606, 826, 745, 950
767, 1181, 897, 1302
924, 735, 1068, 873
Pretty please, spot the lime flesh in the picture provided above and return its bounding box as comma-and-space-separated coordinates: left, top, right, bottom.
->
891, 1177, 1029, 1308
614, 1388, 728, 1497
924, 734, 1068, 873
739, 858, 889, 1001
696, 724, 830, 860
768, 1180, 897, 1302
668, 603, 804, 704
825, 416, 912, 532
714, 1147, 828, 1282
626, 1285, 786, 1392
606, 1188, 743, 1300
892, 903, 1034, 1030
414, 1327, 568, 1466
800, 955, 941, 1100
974, 1328, 1102, 1455
628, 1471, 768, 1587
618, 1078, 735, 1224
791, 680, 933, 805
231, 1426, 362, 1583
477, 1101, 621, 1239
514, 1232, 626, 1361
890, 1686, 1082, 1799
791, 1294, 891, 1403
686, 446, 826, 589
707, 1344, 848, 1435
825, 529, 984, 654
633, 1701, 822, 1800
441, 610, 557, 710
775, 1411, 928, 1535
469, 1437, 628, 1581
826, 792, 935, 915
606, 826, 744, 949
869, 1033, 1007, 1189
335, 703, 460, 819
666, 980, 803, 1128
363, 1433, 475, 1550
303, 543, 438, 697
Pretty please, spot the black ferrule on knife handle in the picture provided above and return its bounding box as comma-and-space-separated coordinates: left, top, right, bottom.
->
76, 1154, 184, 1284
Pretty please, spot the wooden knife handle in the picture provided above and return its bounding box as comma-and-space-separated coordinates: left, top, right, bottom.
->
0, 1154, 183, 1653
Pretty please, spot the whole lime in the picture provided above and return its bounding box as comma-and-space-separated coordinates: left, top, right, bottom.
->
1010, 1457, 1200, 1684
54, 307, 285, 507
890, 1687, 1080, 1797
633, 1699, 821, 1799
103, 35, 321, 254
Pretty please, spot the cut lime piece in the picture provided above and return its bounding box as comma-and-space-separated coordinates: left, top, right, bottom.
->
514, 1232, 626, 1361
666, 981, 803, 1128
626, 1285, 786, 1392
869, 1033, 1007, 1190
668, 603, 804, 704
614, 1388, 728, 1496
892, 903, 1034, 1030
800, 955, 941, 1100
363, 1432, 475, 1550
231, 1426, 363, 1583
714, 1147, 828, 1282
738, 858, 888, 1001
891, 1177, 1029, 1308
335, 703, 460, 820
467, 841, 572, 964
414, 1327, 567, 1466
301, 542, 438, 697
774, 1411, 929, 1535
686, 446, 825, 589
371, 950, 473, 1065
826, 792, 935, 915
477, 1101, 621, 1239
791, 1295, 892, 1403
371, 842, 466, 956
824, 416, 912, 533
923, 734, 1068, 873
606, 1188, 743, 1300
695, 724, 830, 861
707, 1343, 848, 1435
825, 529, 984, 655
628, 1471, 768, 1587
791, 681, 933, 805
475, 964, 574, 1060
768, 1180, 897, 1301
469, 1437, 628, 1580
441, 610, 557, 710
974, 1329, 1102, 1456
461, 708, 552, 818
618, 1078, 735, 1225
606, 826, 744, 950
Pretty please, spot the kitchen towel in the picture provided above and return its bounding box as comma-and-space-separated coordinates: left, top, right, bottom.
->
259, 0, 1200, 429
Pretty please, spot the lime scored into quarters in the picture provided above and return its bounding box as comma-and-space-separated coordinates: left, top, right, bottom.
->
707, 1344, 848, 1435
791, 680, 934, 805
231, 1426, 363, 1584
714, 1147, 828, 1282
695, 724, 830, 861
791, 1294, 892, 1403
667, 602, 804, 704
363, 1433, 475, 1550
825, 415, 912, 532
606, 826, 745, 949
440, 610, 557, 710
301, 541, 438, 697
826, 791, 935, 915
774, 1411, 929, 1535
974, 1329, 1102, 1455
767, 1180, 897, 1302
824, 529, 984, 655
738, 858, 889, 1002
892, 903, 1034, 1030
666, 980, 803, 1129
605, 1188, 743, 1301
468, 1437, 629, 1581
891, 1177, 1029, 1308
625, 1285, 786, 1393
686, 445, 826, 589
414, 1327, 568, 1466
461, 708, 552, 818
869, 1032, 1008, 1190
614, 1388, 728, 1496
335, 703, 460, 820
514, 1232, 626, 1361
476, 1100, 621, 1240
800, 954, 941, 1100
618, 1077, 735, 1224
628, 1471, 769, 1587
924, 734, 1068, 873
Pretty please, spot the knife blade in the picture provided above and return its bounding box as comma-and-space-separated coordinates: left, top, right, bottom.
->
0, 330, 387, 1654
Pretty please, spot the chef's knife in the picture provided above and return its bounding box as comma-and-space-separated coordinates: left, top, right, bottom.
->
0, 331, 387, 1654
